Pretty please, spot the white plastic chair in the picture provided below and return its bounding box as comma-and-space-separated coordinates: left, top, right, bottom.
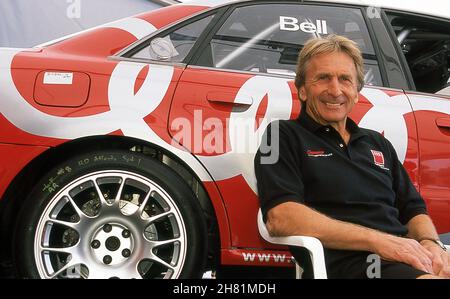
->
258, 208, 450, 279
257, 209, 327, 279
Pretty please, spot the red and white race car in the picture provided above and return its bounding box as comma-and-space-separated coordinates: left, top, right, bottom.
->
1, 0, 449, 278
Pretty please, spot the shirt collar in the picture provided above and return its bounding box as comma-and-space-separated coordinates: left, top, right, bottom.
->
297, 108, 367, 140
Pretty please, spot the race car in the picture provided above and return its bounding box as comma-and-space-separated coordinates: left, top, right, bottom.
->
0, 0, 449, 278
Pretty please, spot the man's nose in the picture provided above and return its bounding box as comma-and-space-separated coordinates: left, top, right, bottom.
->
327, 77, 343, 98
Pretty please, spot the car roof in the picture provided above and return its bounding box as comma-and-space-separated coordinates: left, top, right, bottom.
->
317, 0, 450, 20
181, 0, 450, 20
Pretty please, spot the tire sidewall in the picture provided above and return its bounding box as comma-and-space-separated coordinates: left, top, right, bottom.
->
15, 151, 207, 279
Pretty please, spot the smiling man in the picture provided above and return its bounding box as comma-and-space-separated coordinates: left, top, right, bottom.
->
254, 35, 450, 279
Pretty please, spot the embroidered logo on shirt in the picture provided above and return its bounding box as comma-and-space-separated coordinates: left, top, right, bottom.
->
371, 150, 390, 170
307, 150, 333, 158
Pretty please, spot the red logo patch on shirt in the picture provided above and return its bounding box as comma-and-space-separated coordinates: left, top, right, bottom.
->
307, 150, 333, 158
371, 150, 385, 166
307, 150, 324, 155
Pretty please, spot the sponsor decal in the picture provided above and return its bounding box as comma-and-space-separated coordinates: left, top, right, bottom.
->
371, 149, 389, 171
280, 16, 328, 34
242, 252, 293, 263
43, 72, 73, 85
371, 150, 384, 166
307, 149, 333, 157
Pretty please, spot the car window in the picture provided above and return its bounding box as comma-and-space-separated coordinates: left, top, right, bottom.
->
132, 14, 215, 62
386, 11, 450, 94
195, 3, 382, 87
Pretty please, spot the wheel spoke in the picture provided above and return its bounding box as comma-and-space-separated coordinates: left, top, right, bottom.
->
48, 218, 79, 230
113, 178, 126, 206
92, 179, 109, 206
66, 193, 90, 220
147, 238, 180, 249
137, 191, 153, 216
39, 244, 79, 256
111, 264, 143, 279
144, 210, 173, 225
48, 257, 81, 279
149, 253, 175, 271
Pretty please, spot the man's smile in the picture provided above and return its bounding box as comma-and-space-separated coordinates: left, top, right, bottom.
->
324, 102, 344, 108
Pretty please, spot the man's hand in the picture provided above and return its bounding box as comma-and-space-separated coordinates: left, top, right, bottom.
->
372, 234, 434, 273
420, 240, 450, 277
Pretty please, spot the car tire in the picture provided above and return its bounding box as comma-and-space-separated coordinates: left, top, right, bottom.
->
14, 150, 207, 279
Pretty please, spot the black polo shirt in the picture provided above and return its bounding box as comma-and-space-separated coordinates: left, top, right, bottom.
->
254, 108, 427, 238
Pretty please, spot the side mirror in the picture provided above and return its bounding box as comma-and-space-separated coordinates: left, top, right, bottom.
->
149, 37, 174, 61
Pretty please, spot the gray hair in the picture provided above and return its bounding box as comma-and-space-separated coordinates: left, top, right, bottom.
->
295, 34, 365, 92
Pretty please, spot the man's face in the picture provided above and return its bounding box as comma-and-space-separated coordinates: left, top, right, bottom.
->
299, 51, 359, 128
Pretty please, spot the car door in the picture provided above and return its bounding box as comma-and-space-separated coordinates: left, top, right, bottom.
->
405, 92, 450, 235
168, 1, 407, 251
382, 10, 450, 236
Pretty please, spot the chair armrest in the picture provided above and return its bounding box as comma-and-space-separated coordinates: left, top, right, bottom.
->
257, 209, 327, 279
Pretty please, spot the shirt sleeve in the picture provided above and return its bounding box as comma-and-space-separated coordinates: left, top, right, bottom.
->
254, 121, 305, 221
385, 138, 428, 224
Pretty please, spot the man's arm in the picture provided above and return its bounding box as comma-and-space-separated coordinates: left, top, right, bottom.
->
407, 214, 450, 277
267, 201, 434, 273
406, 214, 439, 241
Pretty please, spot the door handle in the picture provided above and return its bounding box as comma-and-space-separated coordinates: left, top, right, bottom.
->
436, 117, 450, 128
207, 92, 253, 106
